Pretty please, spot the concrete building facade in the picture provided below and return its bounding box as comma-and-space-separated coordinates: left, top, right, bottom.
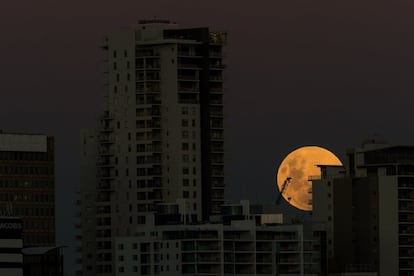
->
0, 132, 55, 247
0, 217, 23, 276
312, 140, 414, 275
112, 201, 321, 276
79, 20, 226, 275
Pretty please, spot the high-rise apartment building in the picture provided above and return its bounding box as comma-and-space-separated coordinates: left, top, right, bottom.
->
312, 140, 414, 276
0, 132, 55, 247
79, 20, 226, 275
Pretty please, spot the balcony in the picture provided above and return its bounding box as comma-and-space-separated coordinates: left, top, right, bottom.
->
136, 49, 160, 57
210, 76, 223, 82
178, 62, 200, 69
177, 51, 202, 58
99, 127, 114, 133
178, 75, 199, 81
99, 136, 114, 144
97, 181, 113, 191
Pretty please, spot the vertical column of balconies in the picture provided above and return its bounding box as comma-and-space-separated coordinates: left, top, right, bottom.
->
96, 111, 115, 273
181, 239, 222, 275
256, 230, 281, 276
398, 177, 414, 273
223, 230, 255, 275
274, 230, 303, 275
136, 47, 163, 219
177, 43, 203, 222
208, 42, 225, 215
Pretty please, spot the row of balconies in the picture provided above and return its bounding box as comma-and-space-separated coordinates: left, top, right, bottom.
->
136, 119, 161, 129
136, 94, 161, 105
137, 154, 162, 165
136, 71, 160, 81
178, 93, 199, 104
136, 83, 161, 93
136, 107, 161, 117
137, 190, 162, 201
211, 130, 224, 140
135, 56, 160, 68
136, 49, 160, 57
210, 106, 223, 117
182, 252, 221, 263
136, 143, 162, 153
137, 166, 162, 177
211, 159, 224, 166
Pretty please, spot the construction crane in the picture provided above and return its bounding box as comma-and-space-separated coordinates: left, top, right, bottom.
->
276, 177, 292, 205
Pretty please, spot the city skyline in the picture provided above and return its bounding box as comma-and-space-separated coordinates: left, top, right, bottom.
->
2, 1, 414, 275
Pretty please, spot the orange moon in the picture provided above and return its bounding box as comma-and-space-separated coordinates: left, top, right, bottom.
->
277, 146, 342, 211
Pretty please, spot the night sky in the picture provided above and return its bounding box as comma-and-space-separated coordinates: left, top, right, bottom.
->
2, 1, 414, 274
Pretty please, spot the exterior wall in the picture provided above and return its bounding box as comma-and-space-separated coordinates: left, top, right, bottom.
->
0, 217, 23, 276
0, 133, 55, 247
79, 129, 99, 276
314, 143, 414, 275
377, 176, 398, 276
113, 221, 319, 276
79, 21, 226, 275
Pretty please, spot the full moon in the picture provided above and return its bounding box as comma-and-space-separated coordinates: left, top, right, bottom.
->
277, 146, 342, 211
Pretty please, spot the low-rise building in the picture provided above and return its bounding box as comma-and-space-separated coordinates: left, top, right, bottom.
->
113, 201, 321, 276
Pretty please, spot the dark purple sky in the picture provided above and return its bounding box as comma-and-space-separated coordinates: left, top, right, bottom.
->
2, 0, 414, 113
2, 1, 414, 274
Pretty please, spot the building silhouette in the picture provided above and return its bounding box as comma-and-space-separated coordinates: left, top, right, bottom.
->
312, 140, 414, 275
79, 20, 226, 275
0, 132, 55, 247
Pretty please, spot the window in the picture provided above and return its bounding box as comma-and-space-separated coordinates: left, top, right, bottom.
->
183, 155, 189, 162
182, 107, 188, 115
183, 191, 189, 198
182, 143, 189, 151
192, 120, 196, 127
183, 167, 189, 174
182, 119, 188, 127
183, 179, 189, 186
182, 131, 189, 138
